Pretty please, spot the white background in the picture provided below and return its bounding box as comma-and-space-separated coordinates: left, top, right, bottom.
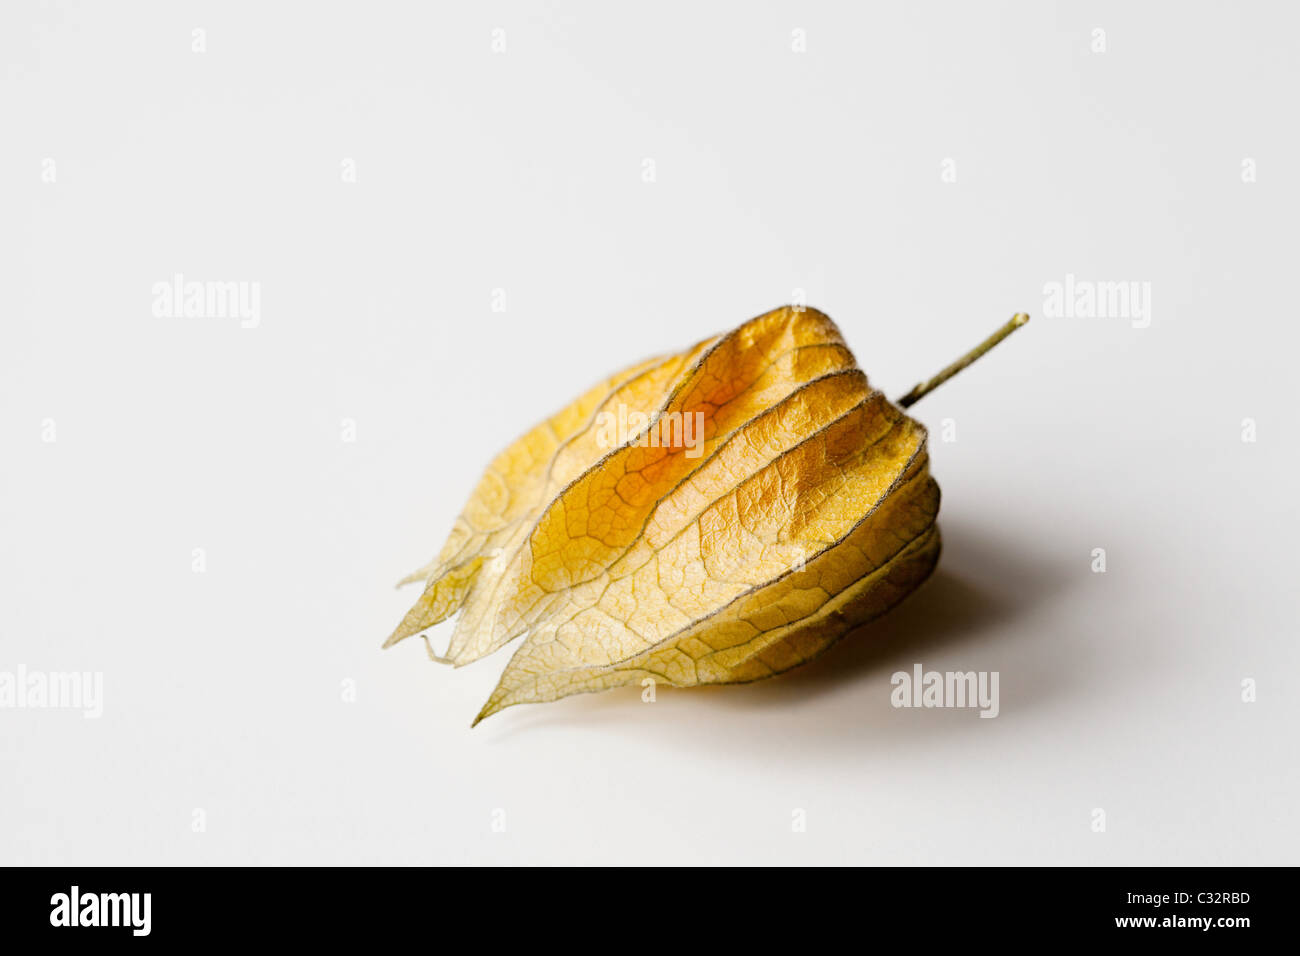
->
2, 1, 1297, 865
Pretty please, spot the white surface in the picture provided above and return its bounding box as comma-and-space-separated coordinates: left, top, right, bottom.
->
2, 1, 1297, 865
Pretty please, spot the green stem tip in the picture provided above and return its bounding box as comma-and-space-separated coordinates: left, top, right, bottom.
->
896, 313, 1030, 409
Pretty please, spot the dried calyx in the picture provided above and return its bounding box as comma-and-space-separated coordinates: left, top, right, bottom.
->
385, 306, 1030, 724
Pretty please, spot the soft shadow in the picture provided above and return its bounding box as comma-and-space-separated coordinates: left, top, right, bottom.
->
482, 516, 1078, 742
722, 517, 1072, 705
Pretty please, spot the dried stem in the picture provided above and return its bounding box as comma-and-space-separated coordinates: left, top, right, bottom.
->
896, 313, 1031, 408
